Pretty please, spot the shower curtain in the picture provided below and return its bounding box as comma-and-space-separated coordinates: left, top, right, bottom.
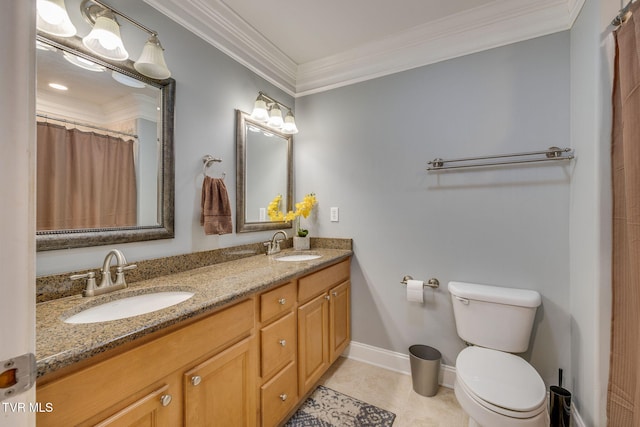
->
608, 3, 640, 425
36, 122, 137, 230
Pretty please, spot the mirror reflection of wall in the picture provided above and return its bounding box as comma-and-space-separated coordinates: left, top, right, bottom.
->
245, 126, 289, 222
35, 39, 162, 231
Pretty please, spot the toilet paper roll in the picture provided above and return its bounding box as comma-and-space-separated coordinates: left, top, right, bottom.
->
406, 279, 424, 303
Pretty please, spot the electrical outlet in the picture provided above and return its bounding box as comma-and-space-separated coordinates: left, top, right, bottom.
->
330, 207, 339, 222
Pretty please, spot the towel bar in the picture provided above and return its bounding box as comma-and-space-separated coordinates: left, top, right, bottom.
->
427, 146, 574, 171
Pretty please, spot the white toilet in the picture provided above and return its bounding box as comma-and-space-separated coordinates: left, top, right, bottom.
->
448, 281, 548, 427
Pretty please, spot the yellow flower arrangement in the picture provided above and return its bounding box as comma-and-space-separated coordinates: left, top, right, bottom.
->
267, 193, 317, 236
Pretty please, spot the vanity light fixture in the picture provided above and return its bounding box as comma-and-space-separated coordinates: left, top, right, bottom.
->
134, 34, 171, 80
250, 91, 298, 134
36, 0, 172, 80
267, 103, 284, 128
36, 0, 77, 37
82, 8, 129, 61
80, 0, 171, 79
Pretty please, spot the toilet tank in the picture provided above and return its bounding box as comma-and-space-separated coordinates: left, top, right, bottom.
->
448, 281, 541, 353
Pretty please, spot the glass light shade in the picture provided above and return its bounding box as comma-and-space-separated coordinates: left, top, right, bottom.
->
134, 35, 171, 80
63, 52, 105, 72
112, 71, 146, 88
267, 104, 284, 128
82, 13, 129, 61
250, 98, 269, 122
281, 111, 298, 134
36, 0, 77, 37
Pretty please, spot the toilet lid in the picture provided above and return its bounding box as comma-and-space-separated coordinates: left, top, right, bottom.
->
456, 346, 546, 412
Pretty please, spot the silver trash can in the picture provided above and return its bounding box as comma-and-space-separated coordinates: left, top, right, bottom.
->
409, 345, 441, 397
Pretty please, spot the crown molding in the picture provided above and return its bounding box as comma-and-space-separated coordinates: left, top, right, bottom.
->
144, 0, 584, 97
143, 0, 298, 95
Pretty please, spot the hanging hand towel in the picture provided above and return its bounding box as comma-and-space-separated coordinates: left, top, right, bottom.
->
200, 176, 233, 235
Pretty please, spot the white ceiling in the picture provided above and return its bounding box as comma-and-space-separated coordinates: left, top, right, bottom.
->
143, 0, 584, 96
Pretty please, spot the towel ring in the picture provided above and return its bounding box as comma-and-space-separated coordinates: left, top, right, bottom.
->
202, 155, 225, 179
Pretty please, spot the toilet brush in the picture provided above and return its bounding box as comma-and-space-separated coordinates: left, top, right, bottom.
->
549, 368, 571, 427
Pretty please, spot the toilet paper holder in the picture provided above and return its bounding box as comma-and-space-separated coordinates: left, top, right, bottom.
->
400, 276, 440, 289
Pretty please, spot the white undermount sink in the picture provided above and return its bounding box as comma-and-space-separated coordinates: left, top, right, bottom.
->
64, 291, 195, 324
275, 254, 322, 262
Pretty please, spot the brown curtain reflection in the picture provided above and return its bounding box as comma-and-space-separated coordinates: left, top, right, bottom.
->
36, 122, 137, 230
608, 4, 640, 425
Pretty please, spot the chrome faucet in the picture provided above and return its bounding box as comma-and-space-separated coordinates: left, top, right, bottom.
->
264, 230, 287, 255
71, 249, 137, 297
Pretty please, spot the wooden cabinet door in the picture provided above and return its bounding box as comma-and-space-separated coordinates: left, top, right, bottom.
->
329, 280, 351, 363
92, 385, 174, 427
297, 293, 329, 395
184, 337, 256, 427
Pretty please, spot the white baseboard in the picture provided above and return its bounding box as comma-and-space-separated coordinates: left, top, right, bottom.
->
342, 340, 585, 426
571, 406, 586, 427
342, 341, 456, 389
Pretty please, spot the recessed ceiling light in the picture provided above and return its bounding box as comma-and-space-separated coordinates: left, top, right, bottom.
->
48, 83, 68, 91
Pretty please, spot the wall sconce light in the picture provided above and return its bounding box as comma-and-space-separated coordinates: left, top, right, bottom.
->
250, 92, 298, 134
82, 8, 128, 61
36, 0, 77, 37
36, 0, 171, 80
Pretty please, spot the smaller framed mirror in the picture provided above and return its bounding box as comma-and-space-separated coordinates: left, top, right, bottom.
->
236, 110, 293, 233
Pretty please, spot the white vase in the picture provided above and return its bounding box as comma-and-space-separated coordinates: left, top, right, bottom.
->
293, 236, 310, 251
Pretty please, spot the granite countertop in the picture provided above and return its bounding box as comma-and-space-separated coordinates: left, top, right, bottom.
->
36, 248, 352, 378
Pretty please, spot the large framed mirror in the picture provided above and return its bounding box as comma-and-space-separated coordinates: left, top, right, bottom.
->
236, 110, 293, 233
35, 33, 175, 251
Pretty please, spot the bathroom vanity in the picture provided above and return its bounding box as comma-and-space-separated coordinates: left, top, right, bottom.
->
35, 248, 351, 427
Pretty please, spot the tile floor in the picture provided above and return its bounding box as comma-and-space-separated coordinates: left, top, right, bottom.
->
317, 357, 469, 427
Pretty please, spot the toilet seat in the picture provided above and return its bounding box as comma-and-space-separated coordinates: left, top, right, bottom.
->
456, 346, 546, 418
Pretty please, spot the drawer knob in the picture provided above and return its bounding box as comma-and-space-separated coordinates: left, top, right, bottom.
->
160, 394, 172, 407
278, 298, 286, 305
279, 393, 288, 401
332, 291, 338, 297
279, 339, 286, 347
325, 295, 331, 300
191, 375, 202, 386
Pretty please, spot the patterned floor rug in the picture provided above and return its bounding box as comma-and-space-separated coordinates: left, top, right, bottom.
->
284, 385, 396, 427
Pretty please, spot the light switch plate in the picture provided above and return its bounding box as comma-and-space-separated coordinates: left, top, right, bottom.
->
330, 207, 339, 222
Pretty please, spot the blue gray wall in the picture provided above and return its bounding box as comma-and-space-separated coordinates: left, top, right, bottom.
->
294, 32, 572, 387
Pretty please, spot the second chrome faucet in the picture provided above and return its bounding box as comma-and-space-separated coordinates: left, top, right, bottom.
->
264, 230, 287, 255
70, 249, 137, 297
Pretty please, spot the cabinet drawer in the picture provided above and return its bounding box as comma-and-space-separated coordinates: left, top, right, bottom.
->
298, 259, 350, 303
260, 281, 296, 323
261, 362, 298, 427
261, 311, 296, 380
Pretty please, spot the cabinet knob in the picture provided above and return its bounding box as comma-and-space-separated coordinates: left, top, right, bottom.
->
279, 339, 286, 347
191, 375, 202, 386
279, 393, 287, 401
160, 394, 172, 407
325, 295, 331, 300
332, 291, 338, 297
278, 298, 286, 305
